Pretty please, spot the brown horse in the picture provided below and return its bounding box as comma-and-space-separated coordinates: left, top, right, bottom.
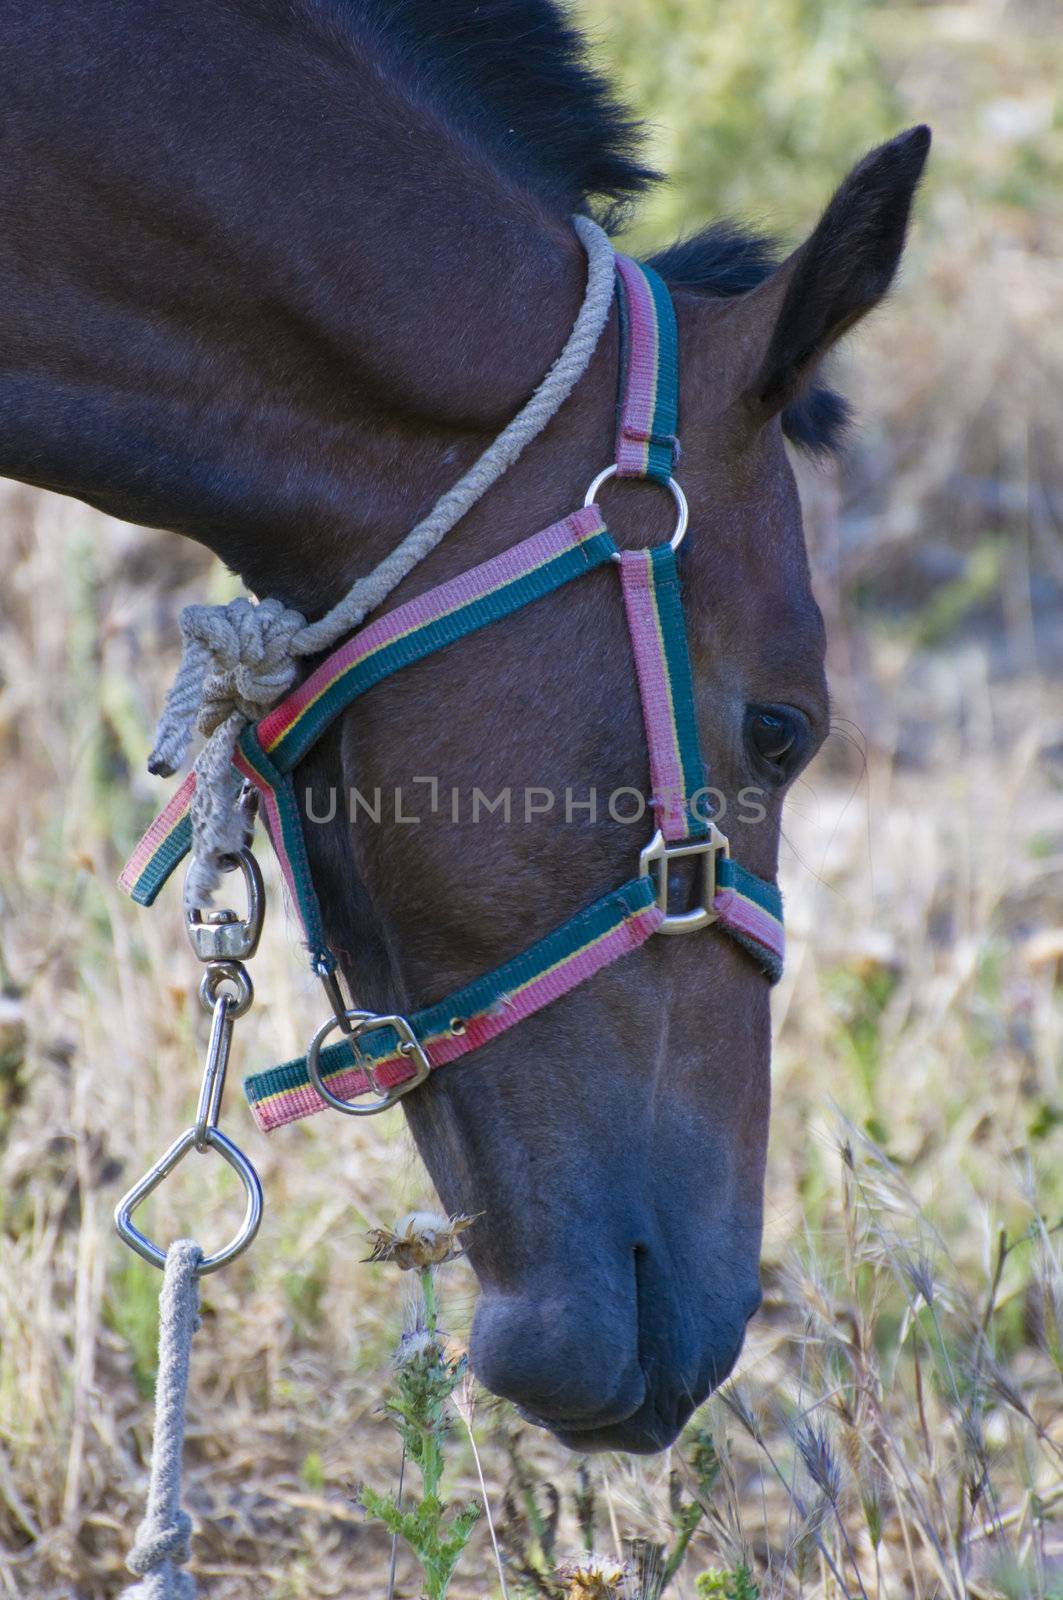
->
0, 0, 929, 1451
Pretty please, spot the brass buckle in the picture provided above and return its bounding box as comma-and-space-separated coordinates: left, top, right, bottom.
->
307, 1010, 431, 1116
639, 823, 729, 935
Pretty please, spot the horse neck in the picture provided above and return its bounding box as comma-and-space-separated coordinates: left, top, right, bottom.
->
222, 29, 596, 612
0, 3, 591, 613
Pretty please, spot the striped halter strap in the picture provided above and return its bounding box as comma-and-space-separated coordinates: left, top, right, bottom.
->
120, 252, 785, 1133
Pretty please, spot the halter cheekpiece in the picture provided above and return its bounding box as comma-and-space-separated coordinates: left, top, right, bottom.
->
120, 249, 785, 1134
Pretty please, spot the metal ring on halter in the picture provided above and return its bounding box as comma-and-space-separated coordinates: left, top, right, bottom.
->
583, 464, 689, 551
198, 960, 254, 1018
113, 1125, 264, 1275
307, 1009, 431, 1116
185, 846, 264, 963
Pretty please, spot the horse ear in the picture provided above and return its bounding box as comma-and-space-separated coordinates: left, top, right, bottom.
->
741, 125, 931, 421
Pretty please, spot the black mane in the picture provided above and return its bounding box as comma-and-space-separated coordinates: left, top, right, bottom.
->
354, 0, 848, 455
356, 0, 656, 218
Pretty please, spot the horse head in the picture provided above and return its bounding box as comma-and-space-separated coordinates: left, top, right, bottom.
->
0, 0, 928, 1450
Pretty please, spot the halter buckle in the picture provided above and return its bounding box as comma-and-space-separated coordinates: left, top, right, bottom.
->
639, 824, 729, 935
307, 1010, 431, 1116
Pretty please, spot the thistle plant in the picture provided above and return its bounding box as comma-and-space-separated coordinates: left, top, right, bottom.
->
501, 1422, 724, 1598
695, 1568, 759, 1600
359, 1212, 481, 1600
554, 1555, 631, 1599
660, 1429, 721, 1588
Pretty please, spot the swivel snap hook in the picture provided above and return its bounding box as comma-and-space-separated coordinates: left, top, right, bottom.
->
114, 846, 266, 1276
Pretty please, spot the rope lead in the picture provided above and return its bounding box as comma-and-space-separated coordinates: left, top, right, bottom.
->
122, 1240, 203, 1600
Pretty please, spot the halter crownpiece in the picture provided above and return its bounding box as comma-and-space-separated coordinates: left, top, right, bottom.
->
121, 235, 785, 1133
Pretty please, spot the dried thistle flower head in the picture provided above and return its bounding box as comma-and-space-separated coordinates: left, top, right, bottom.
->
393, 1327, 442, 1368
364, 1210, 475, 1270
555, 1554, 629, 1599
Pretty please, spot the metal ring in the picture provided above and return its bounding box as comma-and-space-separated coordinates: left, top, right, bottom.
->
185, 847, 264, 964
583, 463, 689, 551
199, 962, 254, 1018
113, 1124, 264, 1275
307, 1009, 431, 1116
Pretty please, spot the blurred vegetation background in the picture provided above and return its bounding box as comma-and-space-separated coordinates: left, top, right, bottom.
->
0, 1, 1060, 1596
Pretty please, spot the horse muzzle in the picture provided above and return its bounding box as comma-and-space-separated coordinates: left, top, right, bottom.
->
469, 1249, 761, 1454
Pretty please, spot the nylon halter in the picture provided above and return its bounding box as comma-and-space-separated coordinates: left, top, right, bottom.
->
120, 252, 785, 1133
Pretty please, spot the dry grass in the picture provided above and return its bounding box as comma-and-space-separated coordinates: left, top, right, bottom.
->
1, 1, 1061, 1595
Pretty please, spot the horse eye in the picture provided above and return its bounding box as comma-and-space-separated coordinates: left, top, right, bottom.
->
746, 706, 806, 773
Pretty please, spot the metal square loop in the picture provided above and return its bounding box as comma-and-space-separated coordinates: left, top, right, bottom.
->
639, 823, 730, 934
307, 1009, 431, 1116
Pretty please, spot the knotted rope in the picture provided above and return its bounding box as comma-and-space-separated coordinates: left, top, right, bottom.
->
122, 1240, 203, 1600
149, 215, 617, 906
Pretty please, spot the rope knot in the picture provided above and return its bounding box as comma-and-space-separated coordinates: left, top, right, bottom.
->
147, 596, 307, 906
188, 596, 304, 737
149, 596, 306, 778
126, 1509, 193, 1575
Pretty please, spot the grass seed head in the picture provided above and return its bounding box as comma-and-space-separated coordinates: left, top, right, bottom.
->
794, 1419, 842, 1505
901, 1246, 940, 1308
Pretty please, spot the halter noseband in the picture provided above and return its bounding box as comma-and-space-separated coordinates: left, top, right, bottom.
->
120, 252, 784, 1132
